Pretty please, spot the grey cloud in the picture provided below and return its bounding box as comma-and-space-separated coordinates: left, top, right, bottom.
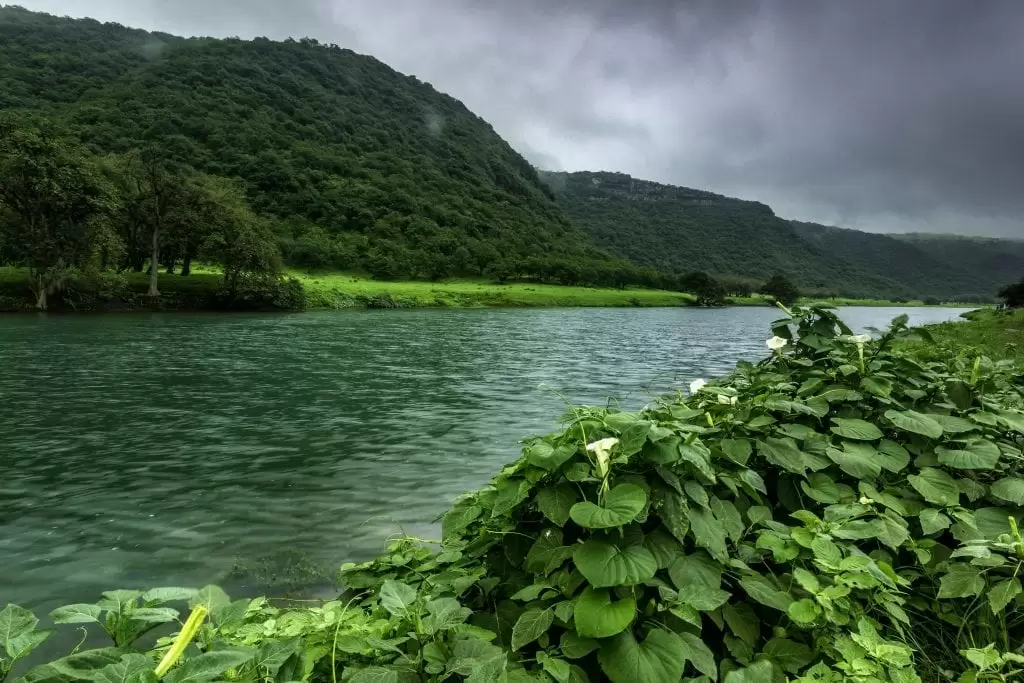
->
15, 0, 1024, 237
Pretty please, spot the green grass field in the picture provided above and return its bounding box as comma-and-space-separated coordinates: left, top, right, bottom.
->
294, 271, 694, 308
911, 308, 1024, 362
0, 265, 988, 311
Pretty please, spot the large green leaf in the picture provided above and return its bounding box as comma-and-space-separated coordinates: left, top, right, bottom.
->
569, 484, 647, 529
936, 439, 1001, 470
525, 530, 576, 575
560, 631, 599, 659
721, 439, 752, 465
165, 649, 255, 683
643, 528, 684, 570
877, 440, 911, 473
908, 467, 961, 507
92, 655, 157, 683
443, 502, 482, 539
830, 418, 883, 441
724, 661, 775, 683
597, 630, 688, 683
17, 648, 125, 683
988, 578, 1022, 614
885, 410, 944, 439
572, 587, 635, 639
678, 633, 717, 679
535, 484, 580, 527
49, 604, 101, 625
757, 437, 808, 475
688, 507, 729, 561
723, 603, 760, 646
763, 638, 814, 674
5, 630, 52, 662
510, 608, 553, 651
379, 580, 417, 617
990, 478, 1024, 505
938, 566, 985, 599
826, 442, 881, 479
739, 574, 793, 612
573, 540, 656, 588
0, 605, 38, 651
669, 553, 729, 611
526, 442, 576, 471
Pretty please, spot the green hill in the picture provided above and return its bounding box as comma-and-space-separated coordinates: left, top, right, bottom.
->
544, 171, 1023, 301
0, 6, 609, 282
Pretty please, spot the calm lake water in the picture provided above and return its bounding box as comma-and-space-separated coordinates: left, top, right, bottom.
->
0, 306, 969, 611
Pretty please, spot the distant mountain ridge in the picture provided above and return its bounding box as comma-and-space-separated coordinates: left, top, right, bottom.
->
543, 171, 1022, 301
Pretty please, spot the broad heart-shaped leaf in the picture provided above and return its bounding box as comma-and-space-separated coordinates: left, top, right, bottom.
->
535, 484, 579, 527
739, 573, 793, 612
561, 631, 600, 659
0, 604, 38, 650
908, 467, 961, 507
573, 540, 656, 587
165, 650, 256, 683
598, 629, 688, 683
938, 565, 985, 599
724, 660, 775, 683
919, 508, 952, 535
93, 654, 157, 683
526, 441, 576, 471
885, 409, 944, 439
723, 603, 760, 647
189, 586, 230, 614
878, 440, 911, 473
830, 418, 883, 441
511, 607, 553, 651
826, 442, 881, 479
525, 529, 576, 575
443, 502, 482, 540
989, 578, 1022, 614
669, 553, 729, 611
643, 528, 684, 570
17, 648, 124, 683
49, 603, 102, 625
6, 629, 52, 661
721, 438, 752, 466
569, 484, 646, 529
678, 632, 717, 679
379, 580, 417, 617
757, 437, 808, 475
990, 478, 1024, 505
763, 638, 814, 674
860, 376, 893, 398
936, 439, 1001, 470
573, 587, 636, 638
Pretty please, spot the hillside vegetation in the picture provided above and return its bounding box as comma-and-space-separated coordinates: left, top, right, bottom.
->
0, 6, 622, 286
545, 171, 1024, 301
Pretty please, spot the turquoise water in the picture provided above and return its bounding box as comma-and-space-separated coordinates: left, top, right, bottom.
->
0, 306, 969, 611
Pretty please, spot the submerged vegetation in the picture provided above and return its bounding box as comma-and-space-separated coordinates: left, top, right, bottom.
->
4, 306, 1024, 682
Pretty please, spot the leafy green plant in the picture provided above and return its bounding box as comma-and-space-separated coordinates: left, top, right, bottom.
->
5, 305, 1024, 682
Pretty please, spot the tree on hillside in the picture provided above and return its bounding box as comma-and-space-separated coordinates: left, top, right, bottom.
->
0, 118, 113, 310
199, 178, 281, 296
998, 278, 1024, 308
679, 271, 725, 306
761, 274, 801, 306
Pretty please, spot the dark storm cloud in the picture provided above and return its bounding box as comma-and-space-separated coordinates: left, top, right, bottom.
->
16, 0, 1024, 237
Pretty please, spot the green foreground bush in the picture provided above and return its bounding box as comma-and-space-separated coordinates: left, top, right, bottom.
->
3, 306, 1024, 683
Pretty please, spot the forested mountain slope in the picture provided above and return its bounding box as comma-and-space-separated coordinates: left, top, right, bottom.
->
0, 6, 606, 280
545, 171, 1023, 300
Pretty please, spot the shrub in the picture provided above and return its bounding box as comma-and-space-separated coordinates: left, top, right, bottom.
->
4, 305, 1023, 683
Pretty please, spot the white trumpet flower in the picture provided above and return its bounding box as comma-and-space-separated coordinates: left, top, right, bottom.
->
689, 378, 707, 394
766, 336, 789, 351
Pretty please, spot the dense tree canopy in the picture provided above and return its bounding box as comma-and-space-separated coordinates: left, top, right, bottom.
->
545, 171, 1024, 301
999, 278, 1024, 308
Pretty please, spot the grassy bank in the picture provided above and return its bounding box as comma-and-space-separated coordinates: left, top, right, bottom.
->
909, 307, 1024, 362
0, 265, 983, 312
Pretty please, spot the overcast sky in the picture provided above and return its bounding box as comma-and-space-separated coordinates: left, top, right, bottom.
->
14, 0, 1024, 238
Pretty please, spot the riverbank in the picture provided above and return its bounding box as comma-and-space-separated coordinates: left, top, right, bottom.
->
5, 304, 1022, 682
909, 307, 1023, 362
0, 266, 969, 312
